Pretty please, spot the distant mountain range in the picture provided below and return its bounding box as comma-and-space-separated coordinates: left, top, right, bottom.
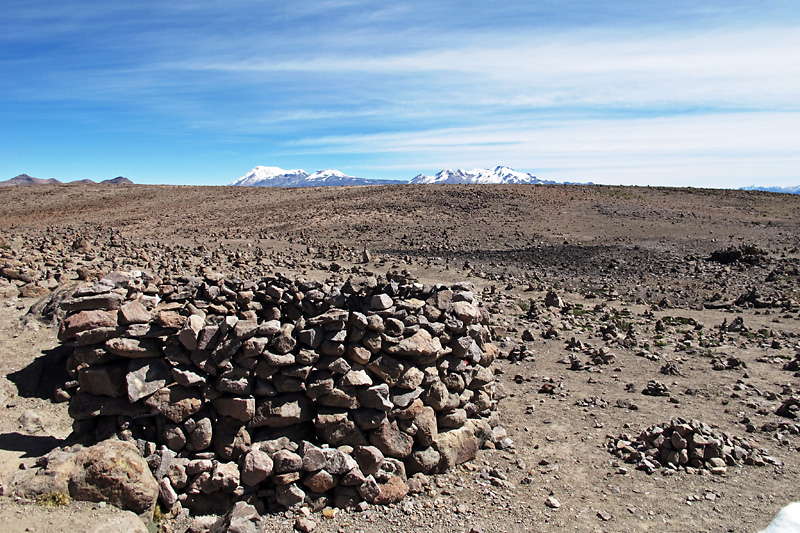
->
739, 185, 800, 195
5, 170, 796, 193
231, 165, 569, 187
230, 167, 405, 187
0, 174, 133, 186
410, 165, 556, 184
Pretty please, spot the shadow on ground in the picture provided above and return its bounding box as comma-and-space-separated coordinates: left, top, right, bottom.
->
7, 345, 71, 399
0, 432, 62, 457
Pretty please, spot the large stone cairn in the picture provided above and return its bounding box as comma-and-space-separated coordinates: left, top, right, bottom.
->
56, 271, 503, 515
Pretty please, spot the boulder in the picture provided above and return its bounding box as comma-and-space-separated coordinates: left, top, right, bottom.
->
69, 439, 158, 519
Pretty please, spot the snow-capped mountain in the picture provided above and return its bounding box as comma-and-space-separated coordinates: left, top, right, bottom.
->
230, 166, 403, 187
410, 166, 556, 185
739, 185, 800, 195
230, 166, 311, 187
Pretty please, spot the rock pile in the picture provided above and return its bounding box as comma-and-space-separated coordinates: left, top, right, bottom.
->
55, 271, 504, 515
607, 418, 776, 475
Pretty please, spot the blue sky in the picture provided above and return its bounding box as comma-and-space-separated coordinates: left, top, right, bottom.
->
1, 1, 798, 187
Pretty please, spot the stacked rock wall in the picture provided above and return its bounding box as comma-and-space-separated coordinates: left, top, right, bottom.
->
57, 271, 503, 514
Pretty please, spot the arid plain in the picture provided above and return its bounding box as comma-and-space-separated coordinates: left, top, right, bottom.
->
0, 183, 798, 532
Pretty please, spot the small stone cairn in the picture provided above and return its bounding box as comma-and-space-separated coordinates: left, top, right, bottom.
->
56, 271, 505, 515
607, 418, 775, 475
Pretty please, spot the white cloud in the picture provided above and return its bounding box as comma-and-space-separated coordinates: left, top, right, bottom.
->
180, 26, 800, 111
285, 111, 800, 187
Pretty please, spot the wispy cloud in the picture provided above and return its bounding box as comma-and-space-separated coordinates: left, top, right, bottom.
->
284, 112, 800, 187
1, 1, 798, 185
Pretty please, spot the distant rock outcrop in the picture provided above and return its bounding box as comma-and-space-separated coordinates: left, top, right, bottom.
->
0, 174, 62, 186
0, 174, 134, 186
101, 176, 134, 185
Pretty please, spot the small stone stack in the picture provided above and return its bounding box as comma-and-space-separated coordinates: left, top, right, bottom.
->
56, 271, 504, 515
607, 418, 774, 475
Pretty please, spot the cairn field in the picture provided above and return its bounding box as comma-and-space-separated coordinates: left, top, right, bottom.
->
0, 183, 798, 533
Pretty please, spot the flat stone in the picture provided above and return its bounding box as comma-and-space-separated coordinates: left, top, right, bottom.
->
105, 337, 162, 358
59, 310, 118, 341
61, 292, 124, 312
391, 387, 423, 409
118, 300, 151, 325
251, 394, 312, 428
126, 358, 171, 402
143, 386, 203, 423
75, 326, 122, 346
212, 396, 256, 422
340, 369, 373, 387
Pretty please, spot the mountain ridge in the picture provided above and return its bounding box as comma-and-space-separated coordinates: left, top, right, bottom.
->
739, 185, 800, 195
0, 174, 134, 186
230, 166, 404, 187
410, 165, 556, 185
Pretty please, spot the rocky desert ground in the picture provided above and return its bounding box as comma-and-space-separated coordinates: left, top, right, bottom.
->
0, 183, 798, 533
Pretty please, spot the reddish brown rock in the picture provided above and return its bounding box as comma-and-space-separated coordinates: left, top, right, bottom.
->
59, 310, 118, 341
372, 475, 409, 505
69, 439, 158, 519
143, 386, 203, 423
369, 420, 413, 459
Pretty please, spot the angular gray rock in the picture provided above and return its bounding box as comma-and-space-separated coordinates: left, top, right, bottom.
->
126, 358, 171, 402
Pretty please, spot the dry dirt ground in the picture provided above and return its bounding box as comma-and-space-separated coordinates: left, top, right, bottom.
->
0, 183, 798, 532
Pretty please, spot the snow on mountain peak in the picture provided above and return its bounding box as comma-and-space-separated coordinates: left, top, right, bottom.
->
230, 166, 404, 187
307, 169, 353, 180
231, 166, 309, 186
410, 166, 549, 185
